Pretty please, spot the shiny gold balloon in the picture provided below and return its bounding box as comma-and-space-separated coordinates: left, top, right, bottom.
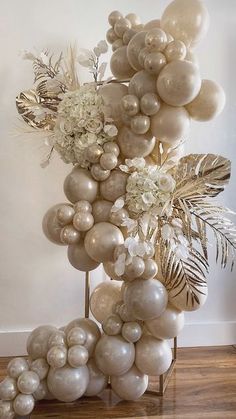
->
165, 40, 187, 61
33, 379, 54, 401
111, 365, 148, 400
118, 126, 155, 158
66, 327, 87, 347
157, 60, 201, 106
64, 167, 98, 204
122, 322, 142, 343
145, 303, 185, 339
114, 17, 131, 37
124, 257, 145, 280
91, 163, 110, 181
67, 240, 100, 272
169, 284, 208, 311
27, 325, 57, 360
99, 83, 128, 128
47, 364, 89, 402
73, 211, 94, 232
109, 207, 129, 227
140, 93, 160, 116
129, 70, 157, 99
103, 261, 122, 281
161, 0, 210, 47
186, 79, 225, 121
135, 335, 172, 375
90, 281, 122, 323
102, 314, 123, 336
0, 400, 14, 418
151, 104, 190, 143
95, 334, 135, 376
60, 225, 80, 245
0, 377, 18, 401
121, 94, 140, 116
13, 394, 35, 416
7, 358, 29, 380
100, 152, 118, 170
145, 28, 167, 51
84, 359, 108, 397
100, 170, 128, 202
68, 345, 89, 368
108, 10, 123, 27
92, 200, 113, 223
17, 371, 40, 395
144, 19, 161, 30
42, 204, 68, 245
57, 205, 75, 226
130, 115, 150, 134
127, 31, 147, 71
110, 46, 136, 79
85, 144, 103, 163
47, 345, 67, 369
30, 358, 49, 381
65, 318, 101, 357
144, 52, 166, 75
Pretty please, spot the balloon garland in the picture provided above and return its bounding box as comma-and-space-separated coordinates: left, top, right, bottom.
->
1, 0, 235, 417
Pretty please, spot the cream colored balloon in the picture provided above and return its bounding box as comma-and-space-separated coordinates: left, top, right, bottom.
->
111, 365, 148, 400
42, 204, 67, 245
126, 13, 141, 26
65, 318, 101, 357
145, 28, 167, 51
103, 261, 122, 281
135, 335, 172, 375
157, 60, 201, 106
151, 104, 190, 143
118, 126, 155, 158
100, 152, 118, 170
84, 359, 108, 397
17, 371, 40, 395
0, 377, 18, 401
60, 225, 80, 245
144, 52, 166, 75
106, 27, 119, 44
90, 281, 122, 323
7, 358, 29, 380
13, 394, 35, 416
131, 115, 150, 135
85, 144, 103, 163
91, 163, 110, 181
144, 19, 161, 30
122, 322, 142, 343
108, 10, 123, 27
110, 46, 136, 79
74, 200, 92, 213
124, 256, 145, 280
57, 205, 75, 226
165, 40, 187, 61
30, 358, 49, 381
64, 167, 98, 204
123, 28, 137, 45
117, 303, 136, 322
145, 304, 185, 339
92, 200, 113, 223
186, 79, 225, 121
48, 330, 66, 348
99, 83, 128, 128
66, 327, 87, 347
68, 345, 89, 368
47, 365, 89, 402
140, 93, 160, 116
67, 240, 100, 272
121, 94, 140, 116
161, 0, 210, 47
47, 345, 67, 369
102, 314, 123, 336
169, 284, 208, 311
104, 142, 120, 156
140, 258, 158, 280
33, 379, 54, 401
27, 325, 57, 360
100, 170, 128, 202
138, 47, 150, 68
129, 70, 157, 99
95, 334, 135, 376
114, 17, 131, 37
73, 211, 94, 232
0, 400, 14, 419
127, 31, 147, 71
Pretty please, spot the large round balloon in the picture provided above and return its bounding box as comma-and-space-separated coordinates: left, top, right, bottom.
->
95, 334, 135, 376
47, 365, 89, 402
42, 204, 69, 245
157, 60, 201, 106
151, 104, 190, 143
27, 325, 57, 360
129, 70, 157, 99
135, 335, 172, 375
84, 359, 108, 396
168, 284, 208, 311
110, 46, 136, 79
186, 79, 226, 121
99, 82, 128, 127
84, 222, 124, 263
67, 240, 100, 272
64, 167, 98, 204
161, 0, 210, 47
111, 365, 148, 400
145, 303, 185, 339
127, 31, 147, 71
65, 318, 101, 357
100, 170, 128, 202
90, 281, 121, 323
118, 126, 155, 158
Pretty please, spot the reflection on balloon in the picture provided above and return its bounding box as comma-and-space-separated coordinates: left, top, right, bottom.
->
129, 70, 157, 99
13, 394, 35, 416
0, 377, 18, 401
85, 222, 124, 263
7, 358, 29, 380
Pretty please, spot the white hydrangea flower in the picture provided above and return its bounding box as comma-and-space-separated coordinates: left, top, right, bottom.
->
111, 198, 125, 213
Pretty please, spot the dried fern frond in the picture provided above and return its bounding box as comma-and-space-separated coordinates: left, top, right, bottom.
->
62, 44, 80, 91
33, 51, 63, 82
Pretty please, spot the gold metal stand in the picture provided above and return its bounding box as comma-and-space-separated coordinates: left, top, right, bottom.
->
84, 271, 90, 318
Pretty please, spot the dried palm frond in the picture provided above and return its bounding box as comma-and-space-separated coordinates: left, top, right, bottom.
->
62, 44, 80, 91
33, 50, 63, 82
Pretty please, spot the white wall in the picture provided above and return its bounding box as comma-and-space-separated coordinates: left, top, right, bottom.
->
0, 0, 235, 355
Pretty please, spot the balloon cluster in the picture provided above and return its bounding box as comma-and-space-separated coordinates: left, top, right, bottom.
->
88, 141, 120, 182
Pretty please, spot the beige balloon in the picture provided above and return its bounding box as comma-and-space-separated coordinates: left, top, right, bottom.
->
100, 170, 128, 202
140, 93, 160, 116
114, 17, 131, 37
140, 258, 158, 280
122, 322, 142, 343
169, 284, 208, 311
65, 318, 101, 357
102, 314, 123, 336
121, 94, 140, 116
138, 47, 150, 68
73, 211, 94, 232
60, 225, 80, 245
165, 40, 187, 62
129, 70, 157, 99
92, 200, 113, 223
48, 330, 66, 349
17, 371, 40, 395
151, 104, 190, 143
85, 144, 103, 163
95, 334, 135, 376
103, 261, 122, 281
47, 364, 89, 402
0, 400, 14, 419
64, 166, 98, 204
118, 126, 155, 158
145, 303, 185, 339
91, 164, 110, 181
125, 13, 141, 26
186, 79, 225, 121
7, 358, 29, 380
100, 152, 118, 170
103, 142, 120, 156
110, 46, 136, 79
30, 358, 49, 381
161, 0, 210, 47
74, 200, 92, 213
13, 394, 35, 416
99, 82, 128, 128
47, 345, 67, 369
33, 379, 54, 401
68, 345, 89, 368
106, 27, 119, 44
90, 281, 122, 323
135, 335, 172, 375
144, 19, 161, 30
66, 327, 87, 347
131, 115, 150, 135
0, 377, 18, 401
157, 60, 201, 106
108, 10, 123, 27
111, 365, 148, 400
127, 31, 147, 71
145, 28, 167, 51
27, 325, 57, 360
42, 204, 68, 245
57, 205, 75, 226
123, 28, 137, 45
124, 256, 145, 280
67, 240, 100, 272
84, 359, 108, 397
144, 52, 166, 75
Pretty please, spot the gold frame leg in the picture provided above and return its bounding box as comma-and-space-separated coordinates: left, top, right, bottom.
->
85, 271, 90, 318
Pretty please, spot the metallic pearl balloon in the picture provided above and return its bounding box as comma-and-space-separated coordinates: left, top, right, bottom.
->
74, 200, 92, 213
185, 48, 199, 66
130, 115, 150, 134
30, 358, 49, 381
73, 211, 94, 232
64, 167, 98, 204
99, 83, 128, 128
123, 28, 137, 45
0, 377, 18, 401
85, 144, 103, 163
110, 46, 136, 79
169, 284, 208, 311
118, 126, 155, 158
91, 163, 110, 181
157, 60, 201, 106
103, 142, 120, 156
114, 17, 131, 37
7, 358, 29, 379
103, 261, 122, 281
67, 240, 100, 272
65, 318, 101, 357
140, 93, 160, 116
186, 79, 225, 121
57, 205, 75, 226
100, 170, 128, 202
13, 394, 35, 416
144, 19, 161, 30
109, 207, 129, 227
60, 225, 81, 244
100, 152, 118, 170
121, 94, 140, 116
47, 345, 67, 369
129, 70, 156, 99
165, 40, 187, 61
17, 371, 40, 395
68, 345, 89, 368
145, 303, 185, 339
135, 335, 172, 375
48, 330, 66, 348
111, 365, 148, 400
67, 327, 87, 347
108, 10, 123, 27
151, 104, 190, 143
42, 204, 67, 245
33, 379, 54, 401
0, 400, 14, 419
112, 40, 124, 51
145, 28, 167, 51
138, 47, 150, 68
92, 200, 113, 223
95, 335, 135, 376
27, 325, 57, 360
122, 322, 142, 343
47, 364, 89, 402
102, 314, 123, 336
106, 27, 119, 44
85, 359, 108, 397
85, 222, 124, 263
90, 281, 122, 323
125, 13, 141, 26
144, 52, 166, 75
118, 303, 136, 322
140, 258, 158, 280
124, 257, 145, 280
124, 279, 168, 321
127, 31, 147, 71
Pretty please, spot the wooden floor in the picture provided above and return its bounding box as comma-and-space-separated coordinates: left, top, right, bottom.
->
1, 346, 236, 419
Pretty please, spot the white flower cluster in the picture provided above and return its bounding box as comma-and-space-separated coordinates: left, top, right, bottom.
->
161, 218, 189, 260
53, 84, 117, 166
114, 238, 154, 277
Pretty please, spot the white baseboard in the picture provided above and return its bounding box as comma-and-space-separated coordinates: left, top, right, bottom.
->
0, 321, 235, 357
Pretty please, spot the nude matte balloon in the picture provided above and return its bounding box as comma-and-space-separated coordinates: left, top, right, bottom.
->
7, 358, 29, 379
90, 281, 122, 323
108, 10, 123, 27
13, 394, 35, 416
92, 200, 113, 223
110, 46, 136, 79
151, 104, 190, 143
129, 70, 157, 99
100, 170, 128, 202
169, 284, 208, 311
27, 325, 57, 360
64, 167, 98, 204
67, 240, 100, 272
42, 204, 67, 245
136, 335, 172, 376
111, 365, 148, 400
0, 400, 14, 418
186, 79, 225, 121
118, 126, 155, 158
85, 359, 108, 397
0, 377, 18, 400
99, 83, 128, 128
65, 318, 101, 357
95, 335, 135, 376
17, 371, 40, 395
145, 304, 185, 339
124, 279, 168, 320
157, 60, 201, 106
161, 0, 210, 47
127, 31, 147, 71
47, 365, 89, 402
